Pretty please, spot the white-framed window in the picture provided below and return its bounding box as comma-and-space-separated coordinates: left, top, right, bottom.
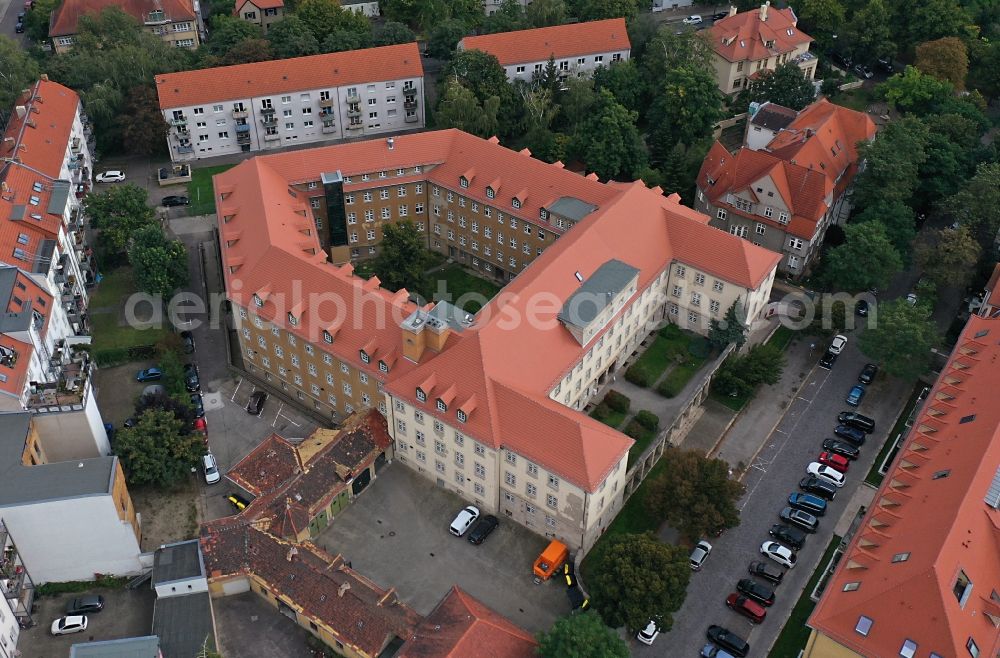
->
546, 494, 557, 509
788, 238, 804, 250
788, 255, 800, 269
713, 280, 724, 292
756, 222, 766, 235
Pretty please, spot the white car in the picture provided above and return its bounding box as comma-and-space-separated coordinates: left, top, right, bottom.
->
807, 462, 846, 488
689, 540, 713, 570
682, 14, 703, 24
760, 541, 796, 569
637, 620, 659, 645
51, 615, 88, 636
906, 293, 918, 305
449, 505, 480, 537
95, 170, 125, 183
829, 334, 847, 355
203, 453, 220, 485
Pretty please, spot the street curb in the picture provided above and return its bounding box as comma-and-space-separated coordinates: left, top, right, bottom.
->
704, 410, 739, 459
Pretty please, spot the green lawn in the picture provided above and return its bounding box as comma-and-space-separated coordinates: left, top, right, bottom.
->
626, 424, 656, 469
865, 382, 925, 486
657, 358, 706, 398
90, 268, 171, 351
423, 263, 501, 314
626, 335, 675, 386
591, 407, 627, 430
768, 325, 797, 351
187, 164, 236, 215
833, 86, 877, 112
770, 535, 842, 657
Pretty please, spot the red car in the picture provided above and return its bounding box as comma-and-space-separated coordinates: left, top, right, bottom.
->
818, 451, 850, 473
725, 593, 766, 624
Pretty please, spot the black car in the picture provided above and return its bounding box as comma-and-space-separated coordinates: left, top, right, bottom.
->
247, 390, 267, 415
748, 560, 784, 585
162, 195, 190, 207
710, 11, 728, 20
769, 524, 806, 550
822, 438, 860, 460
818, 349, 837, 370
184, 363, 200, 392
15, 17, 24, 32
780, 506, 819, 533
706, 625, 750, 658
832, 52, 853, 69
838, 411, 876, 433
855, 299, 869, 316
833, 424, 866, 445
876, 56, 895, 73
181, 330, 195, 354
854, 63, 874, 79
799, 476, 838, 501
123, 417, 137, 429
65, 595, 104, 615
467, 515, 499, 545
858, 363, 878, 385
567, 585, 589, 610
190, 393, 205, 418
736, 578, 775, 606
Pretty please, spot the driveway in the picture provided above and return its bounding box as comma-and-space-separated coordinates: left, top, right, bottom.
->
214, 591, 312, 658
315, 463, 571, 633
17, 588, 155, 658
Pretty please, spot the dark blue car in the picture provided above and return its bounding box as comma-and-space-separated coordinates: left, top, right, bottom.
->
846, 384, 865, 407
136, 367, 162, 382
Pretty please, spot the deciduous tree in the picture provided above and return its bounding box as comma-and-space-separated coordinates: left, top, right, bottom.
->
840, 0, 893, 62
120, 86, 170, 157
372, 221, 432, 295
858, 299, 938, 380
296, 0, 371, 44
372, 20, 416, 46
116, 409, 205, 486
915, 37, 969, 89
86, 185, 157, 253
0, 38, 40, 124
445, 49, 521, 136
647, 66, 723, 163
883, 65, 955, 115
525, 0, 568, 27
578, 0, 637, 21
593, 59, 643, 113
321, 29, 369, 53
217, 38, 274, 65
434, 79, 501, 138
915, 225, 982, 290
737, 63, 816, 111
852, 116, 928, 210
267, 15, 320, 58
570, 89, 647, 180
946, 162, 1000, 253
482, 0, 525, 33
426, 19, 468, 59
794, 0, 845, 50
853, 199, 916, 260
537, 611, 629, 658
205, 15, 264, 57
129, 225, 190, 298
820, 222, 903, 293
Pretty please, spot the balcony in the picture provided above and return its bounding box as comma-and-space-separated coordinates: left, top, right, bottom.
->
26, 355, 94, 410
346, 92, 360, 104
263, 133, 280, 142
232, 108, 248, 119
70, 137, 81, 153
404, 97, 418, 109
237, 133, 252, 144
322, 124, 338, 134
405, 112, 419, 123
174, 124, 190, 135
169, 115, 188, 126
346, 123, 363, 131
176, 144, 194, 154
347, 105, 361, 117
318, 97, 334, 108
260, 116, 277, 127
260, 105, 275, 115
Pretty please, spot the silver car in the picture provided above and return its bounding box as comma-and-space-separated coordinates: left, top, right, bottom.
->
689, 539, 713, 570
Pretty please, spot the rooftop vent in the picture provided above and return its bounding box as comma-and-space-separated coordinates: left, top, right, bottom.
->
387, 136, 394, 150
574, 271, 584, 283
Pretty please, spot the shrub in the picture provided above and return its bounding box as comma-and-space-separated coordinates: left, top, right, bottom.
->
604, 390, 631, 413
591, 402, 612, 421
657, 379, 678, 398
635, 410, 659, 431
624, 365, 653, 387
687, 337, 712, 359
624, 420, 649, 441
659, 323, 684, 340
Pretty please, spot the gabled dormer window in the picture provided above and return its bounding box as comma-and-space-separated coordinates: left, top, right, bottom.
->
322, 330, 333, 343
287, 312, 298, 326
437, 399, 447, 412
253, 294, 263, 307
540, 209, 548, 220
512, 198, 521, 209
460, 177, 469, 188
360, 350, 370, 364
486, 187, 495, 199
379, 360, 389, 373
457, 410, 467, 423
416, 388, 426, 402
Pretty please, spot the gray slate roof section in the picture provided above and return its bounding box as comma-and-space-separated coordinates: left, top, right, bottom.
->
0, 268, 32, 333
0, 411, 115, 507
548, 196, 597, 221
153, 540, 204, 584
750, 102, 797, 131
429, 300, 476, 330
558, 259, 639, 328
152, 592, 215, 658
70, 636, 161, 658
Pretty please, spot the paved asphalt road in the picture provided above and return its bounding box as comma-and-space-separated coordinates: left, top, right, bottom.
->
636, 323, 911, 657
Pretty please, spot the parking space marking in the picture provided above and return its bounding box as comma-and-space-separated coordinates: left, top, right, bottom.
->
231, 377, 245, 402
271, 401, 302, 428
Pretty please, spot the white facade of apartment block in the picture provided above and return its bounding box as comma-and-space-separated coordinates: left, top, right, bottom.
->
502, 49, 629, 83
0, 594, 18, 658
163, 77, 425, 162
341, 0, 379, 17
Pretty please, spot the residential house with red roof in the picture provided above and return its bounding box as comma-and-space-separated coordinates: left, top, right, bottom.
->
214, 128, 780, 552
49, 0, 201, 53
803, 305, 1000, 658
706, 3, 816, 95
458, 19, 630, 83
233, 0, 284, 33
155, 43, 425, 162
695, 98, 876, 275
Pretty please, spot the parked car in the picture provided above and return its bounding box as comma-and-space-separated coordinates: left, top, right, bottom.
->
769, 524, 806, 550
203, 453, 220, 484
142, 384, 166, 398
95, 170, 125, 183
726, 593, 766, 623
710, 11, 729, 20
876, 56, 894, 72
807, 462, 847, 488
736, 578, 775, 606
15, 13, 24, 32
822, 439, 860, 460
906, 292, 918, 305
135, 367, 162, 382
467, 515, 499, 545
838, 411, 876, 433
780, 506, 819, 533
760, 541, 796, 569
818, 451, 850, 473
855, 299, 869, 316
51, 615, 88, 636
184, 363, 200, 392
700, 644, 737, 658
818, 349, 837, 370
682, 14, 703, 24
225, 492, 250, 511
829, 334, 848, 354
854, 63, 874, 79
567, 585, 589, 610
834, 424, 867, 445
832, 52, 853, 69
637, 620, 659, 645
181, 330, 195, 354
706, 625, 749, 657
789, 492, 829, 516
846, 384, 866, 407
161, 195, 190, 207
246, 390, 267, 415
689, 539, 713, 571
797, 478, 837, 502
859, 363, 878, 384
190, 393, 205, 418
449, 506, 480, 537
748, 560, 784, 585
65, 595, 104, 615
193, 416, 208, 439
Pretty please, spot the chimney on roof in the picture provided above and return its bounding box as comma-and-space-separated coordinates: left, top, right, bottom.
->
387, 136, 394, 150
14, 106, 26, 120
729, 5, 737, 17
338, 582, 351, 598
286, 546, 298, 562
759, 1, 770, 21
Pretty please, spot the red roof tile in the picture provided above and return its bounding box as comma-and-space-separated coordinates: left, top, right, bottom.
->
400, 586, 537, 658
234, 0, 283, 13
459, 18, 630, 66
707, 5, 812, 63
155, 43, 423, 110
50, 0, 196, 37
1, 79, 82, 180
0, 334, 30, 401
808, 314, 1000, 658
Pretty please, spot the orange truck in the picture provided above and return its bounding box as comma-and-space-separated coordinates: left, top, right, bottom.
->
532, 539, 569, 581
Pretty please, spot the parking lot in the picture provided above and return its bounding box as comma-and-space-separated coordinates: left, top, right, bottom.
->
17, 588, 155, 657
314, 463, 571, 633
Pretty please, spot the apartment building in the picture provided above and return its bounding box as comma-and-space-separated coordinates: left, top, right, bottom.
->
707, 2, 815, 95
0, 412, 143, 583
234, 0, 284, 33
696, 98, 876, 274
155, 43, 425, 162
0, 519, 32, 658
458, 19, 630, 83
341, 0, 379, 17
804, 300, 1000, 658
215, 129, 780, 552
49, 0, 201, 53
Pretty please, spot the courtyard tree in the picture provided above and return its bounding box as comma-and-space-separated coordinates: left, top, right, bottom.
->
296, 0, 371, 45
116, 409, 205, 486
537, 611, 629, 658
882, 66, 955, 116
858, 300, 939, 380
793, 0, 845, 50
707, 299, 747, 351
85, 185, 157, 253
914, 225, 982, 291
593, 59, 644, 113
569, 89, 647, 180
946, 162, 1000, 254
820, 222, 903, 293
525, 0, 567, 27
0, 38, 41, 123
589, 533, 690, 633
712, 343, 785, 400
578, 0, 637, 20
433, 79, 501, 138
737, 63, 816, 111
204, 15, 264, 58
119, 86, 170, 157
129, 225, 190, 298
852, 117, 928, 210
853, 199, 916, 261
372, 221, 432, 296
372, 21, 416, 47
647, 65, 724, 164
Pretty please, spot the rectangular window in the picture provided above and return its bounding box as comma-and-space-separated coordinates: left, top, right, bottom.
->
546, 494, 557, 509
954, 571, 973, 607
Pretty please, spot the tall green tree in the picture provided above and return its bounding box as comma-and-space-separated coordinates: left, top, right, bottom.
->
115, 409, 205, 486
589, 533, 690, 632
267, 15, 320, 58
852, 116, 928, 210
647, 66, 723, 163
296, 0, 371, 44
23, 0, 58, 42
372, 21, 416, 46
708, 299, 747, 350
372, 221, 431, 295
129, 226, 190, 298
858, 299, 938, 380
737, 63, 816, 111
915, 225, 983, 290
537, 611, 629, 658
915, 37, 969, 89
794, 0, 845, 50
205, 15, 264, 57
853, 199, 916, 259
426, 19, 468, 59
216, 38, 274, 65
482, 0, 525, 33
820, 222, 903, 292
569, 89, 646, 180
120, 86, 170, 157
86, 185, 157, 252
525, 0, 568, 27
593, 60, 644, 113
321, 29, 369, 53
946, 162, 1000, 253
841, 0, 894, 61
895, 0, 969, 50
883, 66, 955, 115
555, 77, 596, 129
578, 0, 637, 20
445, 49, 521, 136
434, 79, 501, 138
0, 38, 40, 125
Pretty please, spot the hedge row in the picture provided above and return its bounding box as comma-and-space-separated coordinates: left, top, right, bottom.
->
93, 344, 158, 367
604, 389, 630, 413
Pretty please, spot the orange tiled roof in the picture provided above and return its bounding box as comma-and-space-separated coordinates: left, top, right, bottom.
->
155, 43, 423, 110
459, 18, 630, 66
50, 0, 196, 36
234, 0, 283, 14
399, 586, 537, 658
0, 334, 30, 401
808, 313, 1000, 658
1, 79, 82, 179
707, 5, 812, 63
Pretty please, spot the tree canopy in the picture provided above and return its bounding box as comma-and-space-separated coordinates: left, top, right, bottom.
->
737, 63, 816, 111
708, 299, 747, 350
267, 15, 321, 58
129, 225, 190, 298
858, 299, 939, 380
820, 222, 903, 293
116, 409, 205, 486
372, 221, 432, 296
569, 89, 647, 180
915, 37, 969, 89
945, 162, 1000, 254
0, 38, 40, 125
914, 225, 982, 291
85, 185, 157, 253
536, 611, 629, 658
883, 66, 955, 115
433, 79, 501, 138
